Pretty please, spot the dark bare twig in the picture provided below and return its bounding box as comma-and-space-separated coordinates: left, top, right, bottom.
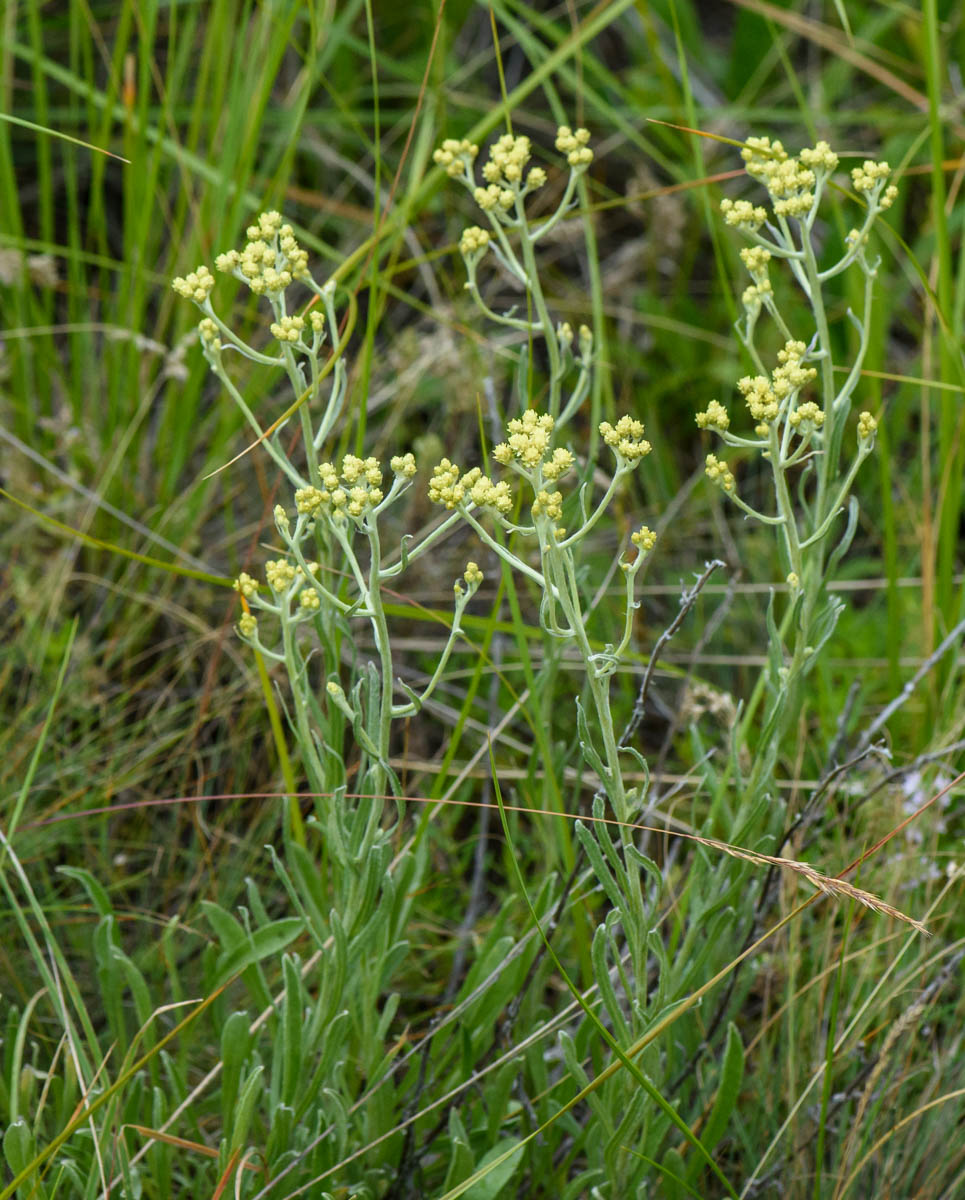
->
855, 616, 965, 753
620, 559, 726, 751
824, 678, 862, 773
651, 567, 740, 802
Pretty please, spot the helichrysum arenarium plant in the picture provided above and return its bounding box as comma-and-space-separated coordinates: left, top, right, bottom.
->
156, 126, 923, 1199
698, 137, 899, 830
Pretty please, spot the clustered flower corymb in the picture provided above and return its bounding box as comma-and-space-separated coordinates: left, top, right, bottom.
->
173, 211, 311, 303
172, 263, 214, 303
696, 340, 829, 493
433, 123, 594, 260
428, 408, 653, 546
227, 446, 428, 646
232, 557, 326, 639
598, 415, 652, 463
172, 210, 336, 366
698, 136, 894, 515
721, 135, 897, 236
213, 209, 310, 295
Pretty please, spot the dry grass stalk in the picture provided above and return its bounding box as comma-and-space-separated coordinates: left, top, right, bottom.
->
687, 832, 929, 935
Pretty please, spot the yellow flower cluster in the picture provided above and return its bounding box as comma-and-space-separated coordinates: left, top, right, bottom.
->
390, 453, 417, 478
741, 135, 787, 173
531, 489, 564, 520
631, 525, 657, 551
773, 340, 817, 394
696, 399, 730, 431
294, 486, 325, 515
851, 160, 898, 209
483, 133, 533, 184
748, 152, 815, 217
788, 401, 824, 429
740, 246, 772, 275
271, 315, 304, 343
212, 211, 309, 295
737, 375, 779, 423
433, 137, 479, 178
473, 183, 515, 212
465, 467, 515, 513
735, 341, 817, 429
541, 447, 575, 481
198, 317, 221, 351
454, 560, 484, 596
340, 455, 383, 486
428, 459, 464, 508
239, 558, 319, 613
742, 281, 773, 309
459, 226, 491, 256
265, 558, 297, 591
720, 199, 768, 232
458, 130, 550, 207
705, 454, 735, 492
292, 456, 385, 520
800, 141, 839, 171
555, 125, 593, 168
172, 264, 214, 302
735, 137, 843, 220
599, 415, 652, 462
857, 411, 878, 440
493, 410, 556, 468
427, 460, 514, 514
233, 572, 258, 598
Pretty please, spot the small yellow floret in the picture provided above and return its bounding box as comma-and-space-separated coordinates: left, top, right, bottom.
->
390, 453, 417, 478
433, 138, 479, 178
705, 454, 735, 492
172, 264, 215, 303
631, 525, 657, 552
599, 415, 651, 462
428, 459, 465, 508
696, 400, 730, 431
233, 572, 258, 598
720, 198, 768, 231
460, 226, 491, 256
857, 411, 878, 440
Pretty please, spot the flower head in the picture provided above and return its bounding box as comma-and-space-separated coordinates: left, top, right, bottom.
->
555, 125, 593, 169
599, 415, 651, 462
499, 410, 556, 468
705, 453, 735, 492
172, 265, 215, 303
198, 317, 221, 352
390, 453, 417, 479
857, 411, 878, 441
459, 226, 491, 257
696, 399, 730, 432
631, 525, 657, 552
720, 199, 768, 232
233, 572, 259, 599
428, 459, 465, 508
433, 137, 479, 178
